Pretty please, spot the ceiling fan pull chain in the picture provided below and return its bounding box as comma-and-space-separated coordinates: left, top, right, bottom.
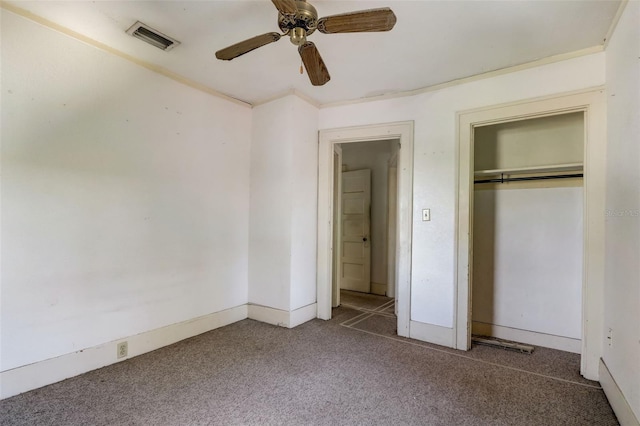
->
300, 60, 304, 75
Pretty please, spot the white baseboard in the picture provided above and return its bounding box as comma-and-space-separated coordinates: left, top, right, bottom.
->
472, 321, 581, 353
1, 301, 319, 400
0, 304, 248, 400
247, 303, 317, 328
410, 320, 455, 348
248, 304, 290, 327
370, 282, 387, 296
289, 303, 317, 328
600, 358, 640, 426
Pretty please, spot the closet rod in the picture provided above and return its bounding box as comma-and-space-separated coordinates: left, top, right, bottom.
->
475, 173, 583, 184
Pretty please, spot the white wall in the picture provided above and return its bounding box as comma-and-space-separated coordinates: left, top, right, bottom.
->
604, 0, 640, 419
341, 140, 394, 287
2, 2, 627, 405
474, 112, 584, 170
249, 97, 294, 311
289, 96, 319, 311
473, 187, 583, 340
249, 95, 319, 313
1, 11, 252, 371
319, 52, 606, 329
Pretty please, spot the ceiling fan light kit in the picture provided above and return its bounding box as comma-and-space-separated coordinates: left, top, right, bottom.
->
215, 0, 397, 86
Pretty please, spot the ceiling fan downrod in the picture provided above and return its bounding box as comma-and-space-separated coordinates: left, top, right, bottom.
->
290, 27, 307, 46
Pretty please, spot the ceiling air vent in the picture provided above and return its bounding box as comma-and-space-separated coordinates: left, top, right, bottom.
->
126, 21, 180, 51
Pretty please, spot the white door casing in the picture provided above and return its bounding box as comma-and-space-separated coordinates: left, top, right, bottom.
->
317, 121, 414, 339
340, 169, 372, 293
387, 146, 399, 303
331, 146, 342, 308
387, 165, 398, 308
456, 88, 606, 380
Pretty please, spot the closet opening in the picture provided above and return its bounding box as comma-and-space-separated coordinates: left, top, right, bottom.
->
456, 89, 606, 380
471, 112, 585, 354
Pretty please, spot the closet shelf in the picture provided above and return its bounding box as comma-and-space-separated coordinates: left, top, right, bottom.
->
474, 163, 583, 177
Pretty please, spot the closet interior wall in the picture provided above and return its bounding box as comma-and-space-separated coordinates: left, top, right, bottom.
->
472, 112, 585, 353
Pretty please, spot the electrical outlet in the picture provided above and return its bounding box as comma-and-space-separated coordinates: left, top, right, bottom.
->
117, 341, 128, 359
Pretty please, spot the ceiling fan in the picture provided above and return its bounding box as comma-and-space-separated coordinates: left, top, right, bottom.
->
215, 0, 397, 86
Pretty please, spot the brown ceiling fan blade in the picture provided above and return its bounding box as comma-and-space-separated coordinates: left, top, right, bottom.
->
317, 8, 397, 34
298, 42, 330, 86
271, 0, 297, 16
215, 32, 281, 60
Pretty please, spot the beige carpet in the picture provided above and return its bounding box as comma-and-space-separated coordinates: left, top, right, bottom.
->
338, 290, 598, 387
0, 295, 618, 425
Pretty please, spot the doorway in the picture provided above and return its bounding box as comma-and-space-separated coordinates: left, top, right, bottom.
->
456, 89, 606, 380
317, 121, 414, 338
334, 140, 400, 313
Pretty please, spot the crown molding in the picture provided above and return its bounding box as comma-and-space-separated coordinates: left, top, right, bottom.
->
1, 2, 252, 108
3, 1, 611, 111
603, 0, 629, 50
319, 45, 604, 109
252, 88, 321, 109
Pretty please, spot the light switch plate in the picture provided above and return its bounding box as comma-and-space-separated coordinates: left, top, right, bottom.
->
422, 209, 430, 221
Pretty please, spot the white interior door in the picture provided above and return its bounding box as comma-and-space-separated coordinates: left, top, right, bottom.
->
340, 169, 371, 293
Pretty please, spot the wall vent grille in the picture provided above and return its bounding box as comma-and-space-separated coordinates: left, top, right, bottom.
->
126, 21, 180, 51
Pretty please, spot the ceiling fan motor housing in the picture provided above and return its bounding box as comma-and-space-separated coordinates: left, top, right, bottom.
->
216, 0, 397, 86
278, 0, 318, 42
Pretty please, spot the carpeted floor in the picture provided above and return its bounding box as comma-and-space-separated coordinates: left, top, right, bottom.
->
0, 291, 618, 425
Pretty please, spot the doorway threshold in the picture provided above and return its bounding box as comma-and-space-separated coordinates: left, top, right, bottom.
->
472, 335, 535, 354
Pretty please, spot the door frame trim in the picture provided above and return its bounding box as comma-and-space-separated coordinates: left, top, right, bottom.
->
455, 88, 606, 380
317, 121, 414, 338
331, 145, 342, 308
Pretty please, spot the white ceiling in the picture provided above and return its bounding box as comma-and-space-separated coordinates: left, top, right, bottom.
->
7, 0, 621, 105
